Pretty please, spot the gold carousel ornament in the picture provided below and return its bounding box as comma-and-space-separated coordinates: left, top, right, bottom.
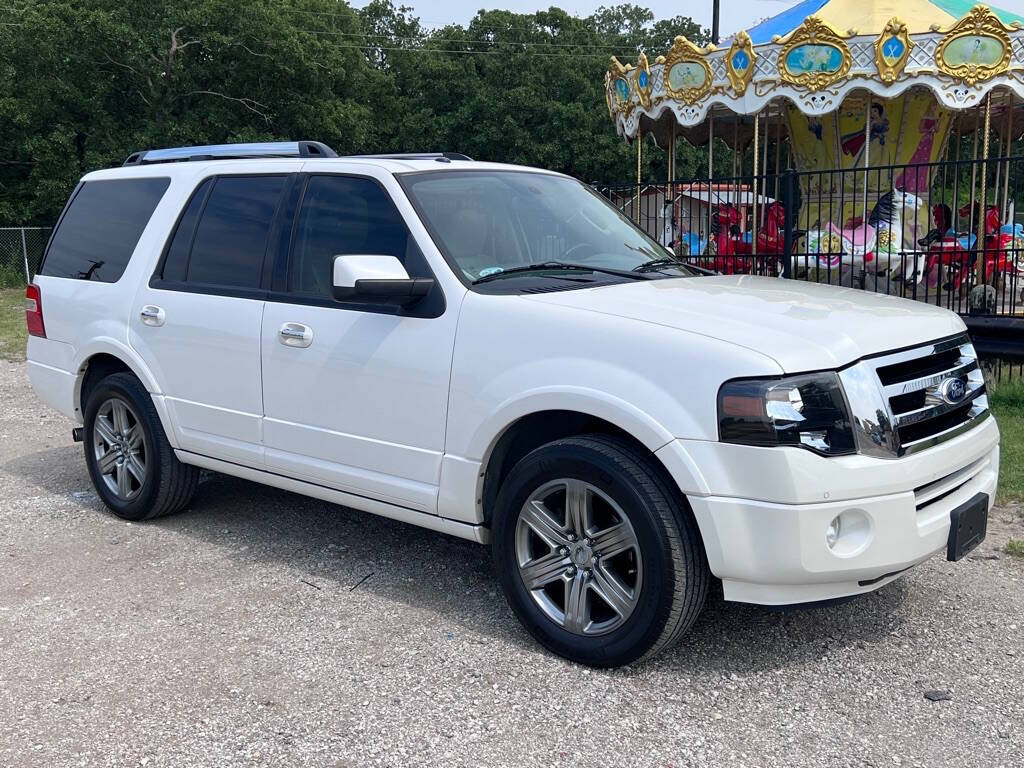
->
778, 16, 853, 91
935, 5, 1014, 86
635, 52, 653, 108
874, 17, 914, 84
662, 36, 713, 104
726, 31, 757, 95
606, 56, 635, 117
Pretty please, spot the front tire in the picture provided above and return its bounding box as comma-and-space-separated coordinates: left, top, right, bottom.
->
83, 372, 198, 521
492, 435, 708, 667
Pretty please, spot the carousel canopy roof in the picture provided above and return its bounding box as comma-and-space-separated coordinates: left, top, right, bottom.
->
747, 0, 1024, 44
606, 2, 1024, 142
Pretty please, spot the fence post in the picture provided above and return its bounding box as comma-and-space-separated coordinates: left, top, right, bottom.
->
20, 227, 30, 284
781, 168, 796, 279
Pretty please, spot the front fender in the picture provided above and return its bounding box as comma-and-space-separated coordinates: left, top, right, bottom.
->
468, 385, 675, 462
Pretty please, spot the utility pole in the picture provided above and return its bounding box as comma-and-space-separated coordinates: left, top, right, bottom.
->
712, 0, 720, 44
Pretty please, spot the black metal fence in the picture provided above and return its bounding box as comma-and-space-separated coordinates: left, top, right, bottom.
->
596, 155, 1024, 320
988, 357, 1024, 384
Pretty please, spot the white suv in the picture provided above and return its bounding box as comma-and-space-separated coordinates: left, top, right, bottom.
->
26, 141, 1000, 666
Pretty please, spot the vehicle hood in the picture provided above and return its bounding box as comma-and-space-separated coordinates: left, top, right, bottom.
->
521, 275, 966, 372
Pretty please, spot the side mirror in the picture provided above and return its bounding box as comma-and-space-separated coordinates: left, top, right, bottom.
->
331, 255, 434, 306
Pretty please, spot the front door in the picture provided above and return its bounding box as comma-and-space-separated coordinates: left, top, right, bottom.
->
260, 173, 458, 513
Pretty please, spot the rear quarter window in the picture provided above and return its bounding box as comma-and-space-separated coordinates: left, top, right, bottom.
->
40, 177, 170, 282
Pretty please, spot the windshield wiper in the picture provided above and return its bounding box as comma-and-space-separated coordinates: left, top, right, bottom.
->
633, 257, 685, 273
472, 261, 649, 285
633, 257, 713, 276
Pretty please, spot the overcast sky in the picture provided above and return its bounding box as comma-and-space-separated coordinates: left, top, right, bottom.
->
373, 0, 1024, 36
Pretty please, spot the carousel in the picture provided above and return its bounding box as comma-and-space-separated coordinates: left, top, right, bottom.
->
604, 1, 1024, 309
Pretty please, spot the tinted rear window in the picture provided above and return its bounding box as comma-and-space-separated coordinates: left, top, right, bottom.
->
159, 178, 212, 283
186, 176, 285, 289
41, 178, 170, 282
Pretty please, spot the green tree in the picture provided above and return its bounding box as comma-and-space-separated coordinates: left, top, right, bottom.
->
0, 0, 710, 224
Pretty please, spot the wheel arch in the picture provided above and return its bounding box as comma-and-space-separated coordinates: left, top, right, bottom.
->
73, 340, 178, 448
476, 400, 703, 530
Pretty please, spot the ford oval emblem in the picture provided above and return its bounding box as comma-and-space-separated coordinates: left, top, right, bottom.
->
938, 376, 968, 405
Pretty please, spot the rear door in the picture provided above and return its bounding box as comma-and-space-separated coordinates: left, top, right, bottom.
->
259, 171, 457, 513
130, 166, 301, 467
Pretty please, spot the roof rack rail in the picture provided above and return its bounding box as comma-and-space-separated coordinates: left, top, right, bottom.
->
345, 152, 473, 162
122, 140, 338, 166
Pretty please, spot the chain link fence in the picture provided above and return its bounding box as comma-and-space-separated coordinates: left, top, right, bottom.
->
0, 227, 51, 288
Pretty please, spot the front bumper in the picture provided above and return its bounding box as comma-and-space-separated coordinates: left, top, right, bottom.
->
660, 417, 1000, 605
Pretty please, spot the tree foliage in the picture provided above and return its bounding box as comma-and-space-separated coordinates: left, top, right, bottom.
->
0, 0, 708, 224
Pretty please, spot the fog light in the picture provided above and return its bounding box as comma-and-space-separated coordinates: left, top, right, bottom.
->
824, 509, 873, 557
826, 516, 842, 549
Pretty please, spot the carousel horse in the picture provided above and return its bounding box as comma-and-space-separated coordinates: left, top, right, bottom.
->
867, 187, 923, 280
802, 188, 922, 279
920, 202, 1024, 288
702, 204, 746, 274
754, 202, 791, 276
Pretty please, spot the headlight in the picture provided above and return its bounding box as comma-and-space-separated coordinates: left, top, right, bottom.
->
717, 372, 856, 456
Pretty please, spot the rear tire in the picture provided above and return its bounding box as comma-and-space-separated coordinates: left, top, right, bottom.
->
83, 372, 198, 521
492, 435, 708, 667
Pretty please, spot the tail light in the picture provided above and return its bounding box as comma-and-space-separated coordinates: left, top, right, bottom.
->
25, 284, 46, 338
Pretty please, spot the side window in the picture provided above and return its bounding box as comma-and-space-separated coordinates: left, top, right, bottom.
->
289, 176, 409, 297
159, 178, 212, 283
41, 177, 170, 282
186, 176, 285, 289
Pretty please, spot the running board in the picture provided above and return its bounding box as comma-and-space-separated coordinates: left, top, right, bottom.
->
174, 450, 490, 545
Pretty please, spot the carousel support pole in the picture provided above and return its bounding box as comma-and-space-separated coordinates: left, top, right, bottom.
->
668, 123, 676, 253
993, 100, 1003, 216
1003, 93, 1014, 222
977, 94, 992, 285
968, 109, 980, 235
668, 124, 676, 182
708, 115, 714, 256
708, 114, 714, 179
733, 116, 740, 212
635, 131, 642, 226
774, 115, 783, 200
862, 96, 872, 286
752, 111, 760, 264
951, 125, 961, 250
762, 111, 770, 188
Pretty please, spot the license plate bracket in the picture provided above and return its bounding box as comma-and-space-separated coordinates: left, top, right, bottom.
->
947, 492, 989, 562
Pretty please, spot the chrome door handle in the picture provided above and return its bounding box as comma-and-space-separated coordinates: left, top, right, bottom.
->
139, 305, 165, 327
279, 322, 313, 348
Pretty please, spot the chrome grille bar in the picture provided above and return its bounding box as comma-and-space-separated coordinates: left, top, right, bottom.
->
839, 333, 989, 458
900, 407, 991, 455
882, 358, 979, 398
893, 378, 986, 428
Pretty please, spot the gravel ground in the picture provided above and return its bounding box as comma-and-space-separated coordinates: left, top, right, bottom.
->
1, 360, 1022, 768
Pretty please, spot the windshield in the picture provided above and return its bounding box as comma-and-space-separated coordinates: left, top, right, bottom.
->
399, 170, 697, 285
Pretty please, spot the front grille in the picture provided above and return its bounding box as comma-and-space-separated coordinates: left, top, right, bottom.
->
839, 333, 990, 458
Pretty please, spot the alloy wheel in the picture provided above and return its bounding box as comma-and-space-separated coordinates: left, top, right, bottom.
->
92, 397, 148, 501
514, 478, 643, 636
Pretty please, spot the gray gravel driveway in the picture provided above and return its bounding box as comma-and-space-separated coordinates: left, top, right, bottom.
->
1, 360, 1022, 768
